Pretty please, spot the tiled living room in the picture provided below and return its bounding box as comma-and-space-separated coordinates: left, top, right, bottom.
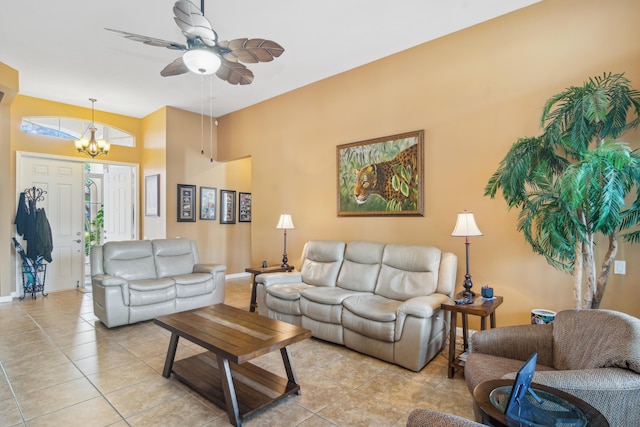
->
2, 0, 640, 426
0, 279, 473, 426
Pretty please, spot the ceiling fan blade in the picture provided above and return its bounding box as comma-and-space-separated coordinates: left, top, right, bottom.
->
218, 38, 284, 63
105, 28, 186, 50
161, 57, 190, 77
216, 59, 254, 85
173, 0, 216, 47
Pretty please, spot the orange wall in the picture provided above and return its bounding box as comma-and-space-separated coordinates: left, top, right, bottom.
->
217, 0, 640, 326
0, 63, 18, 298
164, 107, 251, 273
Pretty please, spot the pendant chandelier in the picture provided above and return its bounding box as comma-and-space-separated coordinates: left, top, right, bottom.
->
74, 98, 110, 158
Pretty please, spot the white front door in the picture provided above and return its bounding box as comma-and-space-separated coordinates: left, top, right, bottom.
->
17, 154, 84, 293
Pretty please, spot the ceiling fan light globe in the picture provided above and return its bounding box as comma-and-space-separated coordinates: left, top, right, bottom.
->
183, 49, 221, 75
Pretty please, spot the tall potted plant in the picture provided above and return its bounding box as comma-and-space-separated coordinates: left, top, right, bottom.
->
485, 73, 640, 308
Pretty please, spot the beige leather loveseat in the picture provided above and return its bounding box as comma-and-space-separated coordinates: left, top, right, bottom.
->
256, 240, 457, 371
91, 238, 226, 328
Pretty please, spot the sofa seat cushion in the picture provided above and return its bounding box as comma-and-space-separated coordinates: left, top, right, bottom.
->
128, 278, 176, 306
267, 283, 315, 301
299, 288, 367, 324
343, 294, 402, 322
342, 294, 403, 342
173, 273, 214, 297
301, 287, 368, 305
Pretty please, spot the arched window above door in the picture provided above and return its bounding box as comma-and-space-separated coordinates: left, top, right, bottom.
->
21, 117, 135, 147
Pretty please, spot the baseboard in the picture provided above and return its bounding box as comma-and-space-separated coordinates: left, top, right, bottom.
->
226, 272, 251, 280
456, 327, 477, 337
0, 295, 13, 304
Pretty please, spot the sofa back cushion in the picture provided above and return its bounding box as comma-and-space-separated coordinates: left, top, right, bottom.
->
553, 309, 640, 373
299, 240, 346, 287
102, 240, 156, 280
153, 239, 198, 278
375, 244, 441, 301
337, 241, 385, 292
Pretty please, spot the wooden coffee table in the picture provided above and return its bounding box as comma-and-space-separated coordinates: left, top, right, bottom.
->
154, 304, 311, 427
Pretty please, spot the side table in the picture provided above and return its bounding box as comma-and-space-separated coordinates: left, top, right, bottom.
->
474, 379, 609, 426
245, 265, 294, 312
440, 294, 503, 378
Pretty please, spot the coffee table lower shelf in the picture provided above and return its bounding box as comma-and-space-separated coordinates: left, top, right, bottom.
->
172, 351, 300, 420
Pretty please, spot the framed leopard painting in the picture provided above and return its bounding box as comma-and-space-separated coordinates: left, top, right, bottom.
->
337, 130, 424, 216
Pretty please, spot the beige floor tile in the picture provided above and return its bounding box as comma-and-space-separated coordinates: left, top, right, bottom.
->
87, 359, 159, 394
104, 375, 185, 418
0, 377, 14, 401
0, 396, 23, 426
19, 377, 100, 420
297, 415, 339, 426
125, 393, 219, 426
72, 346, 140, 376
318, 390, 406, 426
10, 361, 83, 397
0, 338, 59, 364
26, 396, 122, 427
60, 339, 122, 362
295, 371, 351, 413
242, 397, 313, 427
2, 349, 71, 378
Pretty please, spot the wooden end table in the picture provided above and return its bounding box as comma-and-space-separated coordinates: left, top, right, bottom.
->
245, 265, 294, 312
474, 379, 609, 426
440, 294, 503, 378
154, 304, 311, 427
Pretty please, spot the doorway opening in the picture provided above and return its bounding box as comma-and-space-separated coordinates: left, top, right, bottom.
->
82, 162, 137, 287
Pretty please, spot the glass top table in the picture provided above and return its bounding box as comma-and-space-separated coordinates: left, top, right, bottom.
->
489, 385, 587, 426
473, 379, 609, 427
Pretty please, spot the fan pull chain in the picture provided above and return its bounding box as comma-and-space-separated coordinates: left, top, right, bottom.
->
200, 73, 205, 155
210, 75, 214, 163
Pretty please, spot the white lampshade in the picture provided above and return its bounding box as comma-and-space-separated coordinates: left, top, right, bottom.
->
276, 214, 295, 230
451, 211, 483, 237
183, 49, 221, 75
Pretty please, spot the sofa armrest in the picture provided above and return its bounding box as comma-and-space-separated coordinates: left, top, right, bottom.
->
398, 293, 450, 318
91, 274, 130, 305
471, 324, 554, 366
257, 271, 303, 287
193, 263, 227, 275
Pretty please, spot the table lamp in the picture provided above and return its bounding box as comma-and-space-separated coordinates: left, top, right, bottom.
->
276, 214, 294, 268
451, 210, 483, 298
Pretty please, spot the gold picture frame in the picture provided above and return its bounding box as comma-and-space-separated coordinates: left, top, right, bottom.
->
336, 130, 424, 216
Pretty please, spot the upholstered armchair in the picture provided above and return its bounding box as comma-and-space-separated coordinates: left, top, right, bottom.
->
407, 409, 482, 426
464, 309, 640, 427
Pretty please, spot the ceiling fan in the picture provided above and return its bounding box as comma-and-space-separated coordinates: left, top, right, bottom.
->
106, 0, 284, 85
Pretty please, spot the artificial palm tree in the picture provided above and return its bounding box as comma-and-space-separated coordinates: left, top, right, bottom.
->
485, 73, 640, 308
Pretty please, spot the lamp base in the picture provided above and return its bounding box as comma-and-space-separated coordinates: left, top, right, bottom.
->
281, 253, 289, 269
462, 274, 475, 298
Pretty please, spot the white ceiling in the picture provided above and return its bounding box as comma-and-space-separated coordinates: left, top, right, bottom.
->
0, 0, 539, 119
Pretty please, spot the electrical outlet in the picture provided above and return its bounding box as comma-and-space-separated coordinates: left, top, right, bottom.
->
614, 260, 626, 275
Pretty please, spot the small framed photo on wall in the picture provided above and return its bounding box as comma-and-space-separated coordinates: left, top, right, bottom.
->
220, 190, 236, 224
177, 184, 196, 222
200, 187, 217, 220
239, 192, 252, 222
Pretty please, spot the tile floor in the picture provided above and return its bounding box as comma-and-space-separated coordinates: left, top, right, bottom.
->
0, 278, 474, 426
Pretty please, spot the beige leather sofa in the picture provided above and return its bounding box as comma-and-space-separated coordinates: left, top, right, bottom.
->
91, 238, 226, 328
256, 240, 457, 371
464, 309, 640, 427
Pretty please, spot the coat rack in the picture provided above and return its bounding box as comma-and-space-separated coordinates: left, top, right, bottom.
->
14, 186, 50, 299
